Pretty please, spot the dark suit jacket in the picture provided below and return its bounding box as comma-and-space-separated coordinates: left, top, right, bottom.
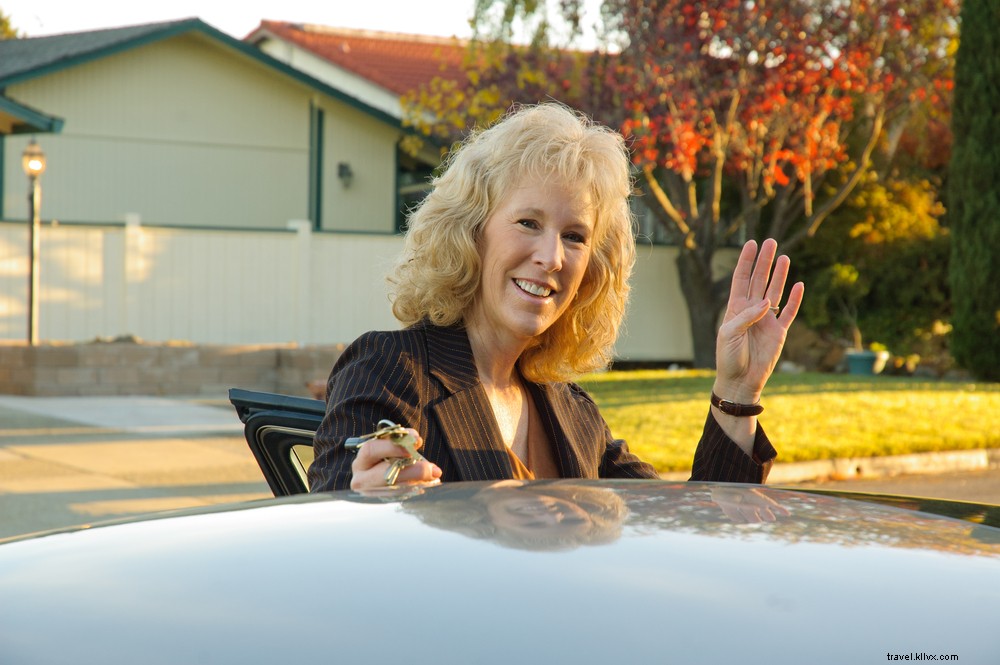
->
308, 323, 775, 492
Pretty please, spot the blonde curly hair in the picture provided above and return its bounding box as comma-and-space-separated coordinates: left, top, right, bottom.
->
389, 102, 635, 383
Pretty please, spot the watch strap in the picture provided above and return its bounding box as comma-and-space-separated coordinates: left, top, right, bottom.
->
711, 391, 763, 417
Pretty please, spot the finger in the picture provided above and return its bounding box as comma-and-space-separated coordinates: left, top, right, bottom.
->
757, 507, 777, 523
777, 281, 805, 326
764, 254, 790, 307
350, 459, 441, 491
393, 461, 442, 485
350, 459, 388, 490
727, 240, 758, 305
723, 298, 772, 334
741, 504, 775, 524
352, 437, 415, 469
748, 238, 778, 300
750, 490, 791, 517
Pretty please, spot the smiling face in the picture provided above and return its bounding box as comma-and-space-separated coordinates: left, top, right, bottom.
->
466, 179, 596, 353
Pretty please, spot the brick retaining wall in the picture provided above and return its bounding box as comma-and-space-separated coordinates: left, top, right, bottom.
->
0, 341, 345, 397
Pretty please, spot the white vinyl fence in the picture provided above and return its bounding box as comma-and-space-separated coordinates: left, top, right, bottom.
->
0, 220, 695, 360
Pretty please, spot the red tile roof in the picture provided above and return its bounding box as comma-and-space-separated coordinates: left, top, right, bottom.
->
250, 21, 467, 96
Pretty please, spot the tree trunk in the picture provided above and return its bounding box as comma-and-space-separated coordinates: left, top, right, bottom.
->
675, 248, 723, 369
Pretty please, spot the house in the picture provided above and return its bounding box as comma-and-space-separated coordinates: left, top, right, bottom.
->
0, 19, 436, 347
0, 18, 439, 233
0, 19, 696, 363
245, 20, 467, 123
244, 21, 470, 215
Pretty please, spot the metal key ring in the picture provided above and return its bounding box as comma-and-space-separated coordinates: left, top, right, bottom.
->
345, 419, 408, 452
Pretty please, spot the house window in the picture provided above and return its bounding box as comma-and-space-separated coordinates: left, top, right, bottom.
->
396, 149, 434, 233
309, 103, 325, 230
632, 198, 675, 245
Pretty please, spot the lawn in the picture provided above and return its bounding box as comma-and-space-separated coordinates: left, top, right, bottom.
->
577, 370, 1000, 473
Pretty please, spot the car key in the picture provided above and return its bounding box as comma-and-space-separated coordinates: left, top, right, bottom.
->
345, 419, 427, 463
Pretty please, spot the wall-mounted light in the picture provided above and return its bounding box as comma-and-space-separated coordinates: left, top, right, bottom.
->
337, 161, 354, 188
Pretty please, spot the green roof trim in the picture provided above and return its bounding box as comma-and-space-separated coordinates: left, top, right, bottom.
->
0, 18, 402, 130
0, 94, 64, 134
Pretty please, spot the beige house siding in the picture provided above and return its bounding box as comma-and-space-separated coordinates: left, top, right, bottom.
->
306, 228, 404, 341
619, 244, 740, 362
257, 37, 403, 120
319, 104, 400, 233
0, 222, 402, 345
621, 244, 693, 361
0, 221, 700, 360
2, 32, 403, 234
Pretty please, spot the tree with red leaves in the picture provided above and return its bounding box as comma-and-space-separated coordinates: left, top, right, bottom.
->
403, 0, 957, 367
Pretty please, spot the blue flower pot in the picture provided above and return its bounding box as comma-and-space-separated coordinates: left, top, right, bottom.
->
846, 350, 890, 375
846, 350, 878, 375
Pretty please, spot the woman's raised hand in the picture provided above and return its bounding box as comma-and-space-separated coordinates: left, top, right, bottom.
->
713, 238, 805, 404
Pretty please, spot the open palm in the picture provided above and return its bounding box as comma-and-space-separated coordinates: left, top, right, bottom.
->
714, 239, 805, 404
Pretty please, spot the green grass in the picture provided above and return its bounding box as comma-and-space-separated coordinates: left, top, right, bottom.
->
577, 370, 1000, 473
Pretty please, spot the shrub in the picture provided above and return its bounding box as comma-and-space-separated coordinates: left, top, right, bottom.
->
947, 0, 1000, 381
794, 175, 950, 356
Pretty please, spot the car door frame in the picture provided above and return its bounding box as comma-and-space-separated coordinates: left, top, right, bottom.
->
229, 388, 325, 496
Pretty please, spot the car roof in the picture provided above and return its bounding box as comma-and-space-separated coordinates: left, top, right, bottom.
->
1, 480, 998, 664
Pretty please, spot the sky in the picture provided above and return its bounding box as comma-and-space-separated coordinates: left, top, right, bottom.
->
2, 0, 479, 40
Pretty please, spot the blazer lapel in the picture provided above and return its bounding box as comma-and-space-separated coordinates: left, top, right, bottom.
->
424, 325, 514, 481
528, 382, 601, 478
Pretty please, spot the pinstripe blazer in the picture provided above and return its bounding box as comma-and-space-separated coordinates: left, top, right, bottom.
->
307, 323, 775, 492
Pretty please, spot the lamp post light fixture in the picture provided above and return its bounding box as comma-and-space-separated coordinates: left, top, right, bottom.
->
22, 139, 46, 346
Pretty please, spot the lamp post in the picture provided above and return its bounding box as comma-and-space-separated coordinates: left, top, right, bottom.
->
22, 139, 46, 346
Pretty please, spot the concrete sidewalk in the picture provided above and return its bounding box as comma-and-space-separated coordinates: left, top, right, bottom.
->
2, 395, 999, 541
0, 395, 245, 435
0, 395, 270, 541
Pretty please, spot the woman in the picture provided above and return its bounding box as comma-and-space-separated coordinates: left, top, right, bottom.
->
308, 103, 804, 492
400, 481, 628, 551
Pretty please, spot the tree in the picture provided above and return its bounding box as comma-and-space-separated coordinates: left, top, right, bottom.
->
403, 0, 958, 367
796, 174, 950, 356
1, 7, 19, 39
948, 0, 1000, 381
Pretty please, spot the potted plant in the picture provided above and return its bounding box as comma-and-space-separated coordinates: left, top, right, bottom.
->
810, 263, 889, 375
851, 341, 891, 375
